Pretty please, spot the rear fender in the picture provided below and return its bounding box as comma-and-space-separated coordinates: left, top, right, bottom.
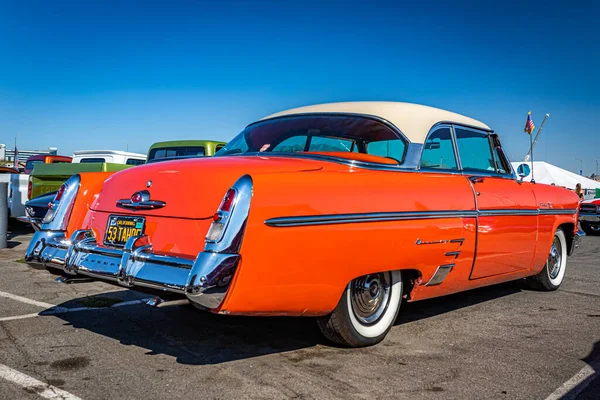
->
67, 172, 114, 237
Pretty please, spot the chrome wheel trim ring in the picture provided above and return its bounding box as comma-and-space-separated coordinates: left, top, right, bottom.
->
547, 236, 562, 280
350, 272, 392, 325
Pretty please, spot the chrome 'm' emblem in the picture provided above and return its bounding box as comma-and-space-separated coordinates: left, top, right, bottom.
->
416, 238, 449, 245
146, 180, 152, 188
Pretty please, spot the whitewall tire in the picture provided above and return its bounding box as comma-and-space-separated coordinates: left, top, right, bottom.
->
527, 228, 567, 291
317, 270, 402, 347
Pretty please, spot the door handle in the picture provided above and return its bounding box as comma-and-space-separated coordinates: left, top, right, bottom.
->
469, 176, 485, 184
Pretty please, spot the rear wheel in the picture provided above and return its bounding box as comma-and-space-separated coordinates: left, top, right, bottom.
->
317, 271, 402, 347
526, 228, 567, 291
580, 221, 600, 236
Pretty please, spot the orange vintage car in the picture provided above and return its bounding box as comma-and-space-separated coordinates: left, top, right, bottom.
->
25, 102, 583, 347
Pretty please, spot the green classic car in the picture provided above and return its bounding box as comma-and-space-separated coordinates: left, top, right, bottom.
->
146, 140, 226, 163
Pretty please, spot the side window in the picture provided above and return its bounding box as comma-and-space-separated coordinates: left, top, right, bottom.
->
271, 136, 307, 152
215, 144, 224, 152
308, 137, 354, 152
454, 128, 495, 172
367, 139, 406, 162
420, 127, 458, 170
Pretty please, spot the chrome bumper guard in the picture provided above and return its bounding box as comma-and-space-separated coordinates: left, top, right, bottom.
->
25, 229, 240, 310
568, 230, 585, 256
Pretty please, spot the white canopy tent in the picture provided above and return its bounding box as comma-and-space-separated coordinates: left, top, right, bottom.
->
511, 161, 600, 191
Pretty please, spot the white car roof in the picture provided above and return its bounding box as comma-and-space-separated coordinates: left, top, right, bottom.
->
72, 150, 146, 159
262, 101, 491, 144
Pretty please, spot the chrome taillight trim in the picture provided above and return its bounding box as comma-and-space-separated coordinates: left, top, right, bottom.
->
205, 188, 238, 244
41, 174, 81, 231
205, 175, 253, 253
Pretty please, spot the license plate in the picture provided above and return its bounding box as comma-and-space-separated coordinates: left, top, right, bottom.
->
104, 215, 146, 247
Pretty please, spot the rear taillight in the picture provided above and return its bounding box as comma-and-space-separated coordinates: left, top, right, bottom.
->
206, 188, 238, 243
220, 189, 236, 212
54, 184, 66, 202
27, 179, 32, 200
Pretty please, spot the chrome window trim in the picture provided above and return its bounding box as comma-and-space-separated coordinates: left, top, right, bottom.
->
265, 208, 579, 227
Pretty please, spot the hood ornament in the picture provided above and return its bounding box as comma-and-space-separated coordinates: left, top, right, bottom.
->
146, 180, 152, 188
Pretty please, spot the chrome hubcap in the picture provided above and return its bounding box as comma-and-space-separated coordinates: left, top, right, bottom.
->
350, 272, 391, 325
547, 236, 562, 279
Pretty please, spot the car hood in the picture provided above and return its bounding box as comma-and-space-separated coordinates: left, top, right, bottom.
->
90, 155, 324, 219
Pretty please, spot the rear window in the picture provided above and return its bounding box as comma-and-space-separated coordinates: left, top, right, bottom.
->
216, 115, 407, 164
51, 160, 70, 164
148, 146, 206, 161
79, 158, 106, 163
126, 158, 145, 165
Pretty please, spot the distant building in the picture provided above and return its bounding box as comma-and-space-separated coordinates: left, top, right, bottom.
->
0, 144, 58, 163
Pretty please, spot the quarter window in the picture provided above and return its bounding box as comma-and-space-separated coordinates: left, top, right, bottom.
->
454, 128, 495, 172
420, 127, 458, 170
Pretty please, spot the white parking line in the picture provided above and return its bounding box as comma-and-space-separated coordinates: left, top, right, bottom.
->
545, 356, 600, 400
0, 363, 83, 399
0, 290, 67, 311
0, 313, 41, 322
0, 292, 154, 323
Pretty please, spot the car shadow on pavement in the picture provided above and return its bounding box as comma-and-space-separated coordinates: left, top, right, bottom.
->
565, 340, 600, 399
397, 280, 524, 325
49, 280, 526, 365
52, 291, 325, 365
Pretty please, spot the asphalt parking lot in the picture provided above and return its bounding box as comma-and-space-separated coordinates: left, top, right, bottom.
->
0, 225, 599, 400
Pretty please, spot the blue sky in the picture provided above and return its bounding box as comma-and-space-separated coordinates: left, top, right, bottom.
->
1, 0, 598, 174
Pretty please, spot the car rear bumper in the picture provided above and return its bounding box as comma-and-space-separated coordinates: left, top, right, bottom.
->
25, 229, 239, 310
17, 215, 42, 231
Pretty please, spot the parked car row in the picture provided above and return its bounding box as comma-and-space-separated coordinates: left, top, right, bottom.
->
18, 140, 225, 229
24, 101, 585, 347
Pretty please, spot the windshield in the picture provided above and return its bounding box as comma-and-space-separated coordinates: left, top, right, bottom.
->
215, 115, 408, 164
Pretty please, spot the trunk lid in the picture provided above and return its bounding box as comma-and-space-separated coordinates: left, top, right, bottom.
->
91, 155, 324, 219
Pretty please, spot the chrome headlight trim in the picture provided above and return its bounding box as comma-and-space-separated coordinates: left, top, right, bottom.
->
41, 174, 81, 231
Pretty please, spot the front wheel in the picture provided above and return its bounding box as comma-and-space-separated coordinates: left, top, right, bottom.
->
317, 271, 402, 347
526, 228, 567, 291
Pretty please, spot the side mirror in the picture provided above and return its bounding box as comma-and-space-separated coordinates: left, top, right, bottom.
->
516, 163, 531, 180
